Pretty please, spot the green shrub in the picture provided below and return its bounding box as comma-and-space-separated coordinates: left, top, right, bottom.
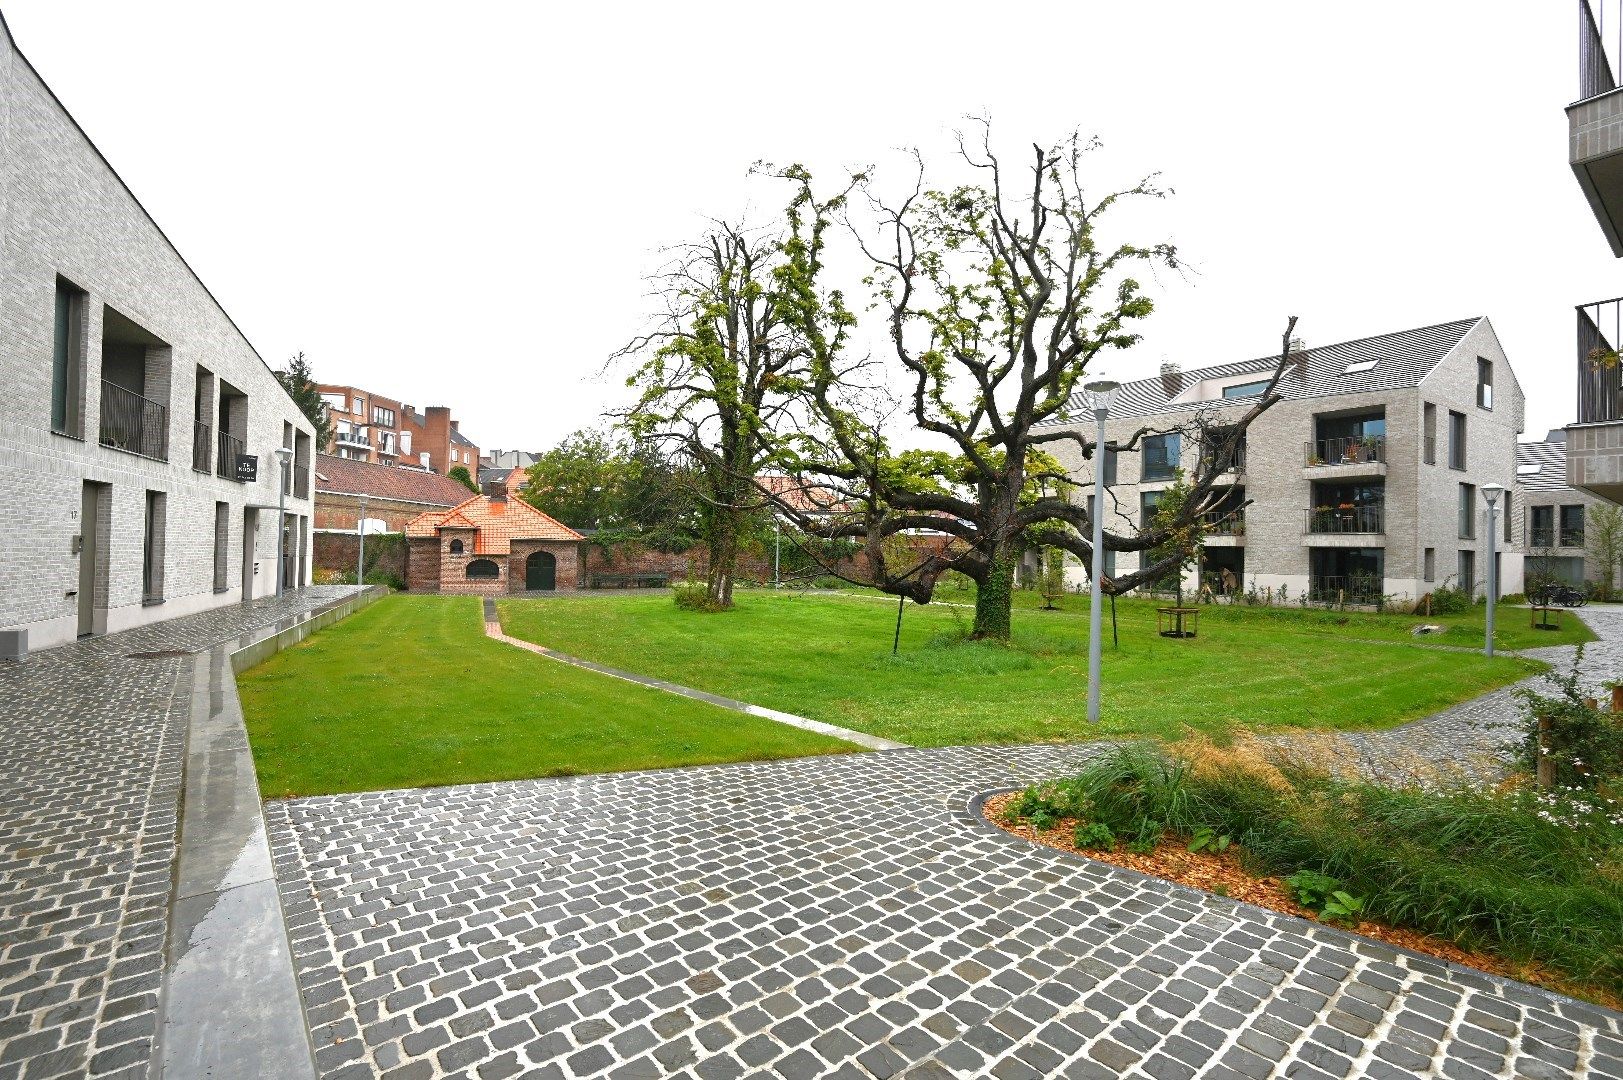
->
672, 582, 726, 612
1428, 582, 1472, 614
1512, 647, 1623, 786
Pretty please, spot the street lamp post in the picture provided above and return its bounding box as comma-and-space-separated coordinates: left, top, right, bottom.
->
274, 447, 294, 598
1482, 483, 1503, 657
1084, 379, 1120, 724
356, 492, 369, 586
773, 517, 781, 588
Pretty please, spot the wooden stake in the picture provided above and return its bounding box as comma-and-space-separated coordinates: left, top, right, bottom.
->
1536, 715, 1555, 789
1611, 685, 1622, 714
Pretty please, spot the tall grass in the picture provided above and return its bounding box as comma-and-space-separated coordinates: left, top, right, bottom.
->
1005, 740, 1623, 993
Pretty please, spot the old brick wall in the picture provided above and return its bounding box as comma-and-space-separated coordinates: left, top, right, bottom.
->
507, 540, 582, 592
406, 537, 442, 593
314, 493, 445, 532
312, 532, 407, 582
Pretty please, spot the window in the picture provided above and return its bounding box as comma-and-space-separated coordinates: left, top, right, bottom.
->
449, 539, 465, 554
1142, 433, 1180, 481
371, 404, 396, 428
143, 491, 166, 602
1342, 360, 1378, 374
401, 430, 412, 454
1422, 403, 1436, 465
1221, 379, 1271, 399
1458, 484, 1476, 540
1503, 491, 1513, 545
1102, 549, 1116, 580
1448, 411, 1466, 470
1423, 548, 1435, 582
320, 392, 347, 411
1561, 504, 1586, 547
1477, 357, 1493, 410
52, 278, 86, 437
1530, 505, 1555, 548
1458, 550, 1476, 596
213, 502, 230, 593
466, 558, 499, 579
1140, 490, 1164, 529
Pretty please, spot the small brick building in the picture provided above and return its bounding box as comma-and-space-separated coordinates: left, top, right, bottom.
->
404, 493, 583, 594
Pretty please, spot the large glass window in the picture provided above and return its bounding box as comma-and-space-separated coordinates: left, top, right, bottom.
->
1449, 411, 1467, 470
52, 278, 85, 436
1142, 433, 1180, 481
1477, 358, 1493, 410
143, 491, 166, 602
1310, 411, 1385, 466
1422, 403, 1436, 465
1530, 505, 1555, 548
1458, 484, 1476, 540
1458, 550, 1476, 596
1561, 504, 1586, 547
1221, 379, 1271, 400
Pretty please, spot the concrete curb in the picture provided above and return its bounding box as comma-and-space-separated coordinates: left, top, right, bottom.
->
155, 586, 386, 1080
482, 597, 909, 752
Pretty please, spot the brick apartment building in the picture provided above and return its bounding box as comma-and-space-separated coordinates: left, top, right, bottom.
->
0, 13, 316, 654
318, 384, 481, 476
313, 453, 476, 533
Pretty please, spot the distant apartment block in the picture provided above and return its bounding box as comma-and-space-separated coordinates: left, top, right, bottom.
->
0, 14, 316, 654
1516, 430, 1612, 586
318, 383, 481, 476
1043, 318, 1525, 603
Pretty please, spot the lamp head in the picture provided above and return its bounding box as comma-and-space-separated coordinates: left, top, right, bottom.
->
274, 447, 294, 459
1481, 482, 1504, 508
1083, 379, 1120, 414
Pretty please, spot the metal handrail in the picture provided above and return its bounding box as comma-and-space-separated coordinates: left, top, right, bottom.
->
1201, 509, 1245, 536
1305, 435, 1385, 467
1305, 505, 1384, 534
217, 429, 245, 481
1577, 296, 1623, 424
336, 429, 372, 448
1581, 0, 1621, 101
192, 421, 212, 473
98, 380, 168, 461
1308, 575, 1384, 605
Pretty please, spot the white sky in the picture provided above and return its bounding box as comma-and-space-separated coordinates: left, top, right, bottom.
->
3, 1, 1615, 452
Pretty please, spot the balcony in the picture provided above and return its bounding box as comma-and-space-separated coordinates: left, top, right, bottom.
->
99, 381, 168, 461
1308, 575, 1384, 606
1570, 297, 1623, 502
217, 430, 245, 482
1201, 509, 1245, 539
1305, 435, 1386, 471
1305, 505, 1384, 536
192, 421, 212, 473
1570, 1, 1623, 256
336, 429, 371, 449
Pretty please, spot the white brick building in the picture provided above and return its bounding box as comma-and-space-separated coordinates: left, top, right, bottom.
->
1042, 318, 1529, 604
0, 13, 315, 653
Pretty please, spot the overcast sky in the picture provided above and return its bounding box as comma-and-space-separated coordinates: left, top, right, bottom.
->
3, 1, 1613, 452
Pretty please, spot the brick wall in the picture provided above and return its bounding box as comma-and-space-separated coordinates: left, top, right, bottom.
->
314, 492, 449, 532
312, 532, 407, 581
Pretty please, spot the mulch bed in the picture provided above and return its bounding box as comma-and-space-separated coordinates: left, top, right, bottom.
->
981, 792, 1622, 1012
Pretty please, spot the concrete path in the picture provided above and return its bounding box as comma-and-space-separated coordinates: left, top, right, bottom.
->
0, 586, 363, 1080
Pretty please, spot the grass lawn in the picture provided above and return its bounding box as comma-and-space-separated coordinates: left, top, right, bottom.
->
239, 595, 852, 798
499, 590, 1563, 747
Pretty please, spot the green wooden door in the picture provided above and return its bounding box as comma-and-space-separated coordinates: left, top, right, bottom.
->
526, 550, 556, 591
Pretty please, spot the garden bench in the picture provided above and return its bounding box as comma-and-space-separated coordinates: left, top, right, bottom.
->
590, 572, 671, 589
1529, 605, 1563, 632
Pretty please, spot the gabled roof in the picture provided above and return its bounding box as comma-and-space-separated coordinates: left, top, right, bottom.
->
1044, 318, 1483, 423
450, 427, 478, 448
1515, 440, 1571, 492
404, 494, 584, 553
314, 454, 475, 507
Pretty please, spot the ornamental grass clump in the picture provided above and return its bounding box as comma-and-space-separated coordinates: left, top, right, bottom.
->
1002, 738, 1623, 994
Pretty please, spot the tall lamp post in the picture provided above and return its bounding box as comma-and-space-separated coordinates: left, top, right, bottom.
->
1084, 379, 1120, 724
273, 447, 294, 598
1482, 482, 1503, 657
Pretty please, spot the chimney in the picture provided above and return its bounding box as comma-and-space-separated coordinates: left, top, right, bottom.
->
1159, 359, 1183, 397
1288, 337, 1309, 375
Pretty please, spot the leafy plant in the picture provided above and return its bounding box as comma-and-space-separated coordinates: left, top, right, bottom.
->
1320, 890, 1367, 925
1512, 645, 1623, 786
1283, 869, 1342, 910
1127, 819, 1164, 854
1187, 826, 1231, 854
1074, 822, 1116, 850
672, 582, 727, 612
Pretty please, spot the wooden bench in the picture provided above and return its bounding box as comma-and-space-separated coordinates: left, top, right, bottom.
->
590, 572, 671, 590
1530, 605, 1564, 632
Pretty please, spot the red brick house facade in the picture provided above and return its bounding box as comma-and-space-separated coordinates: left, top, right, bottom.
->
405, 493, 584, 594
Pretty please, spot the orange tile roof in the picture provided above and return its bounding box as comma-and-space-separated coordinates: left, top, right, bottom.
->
402, 495, 583, 553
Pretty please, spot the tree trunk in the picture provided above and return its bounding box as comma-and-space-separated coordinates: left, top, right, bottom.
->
707, 511, 739, 609
972, 546, 1017, 641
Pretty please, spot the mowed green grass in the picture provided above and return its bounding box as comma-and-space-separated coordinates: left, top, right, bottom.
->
499, 591, 1556, 747
239, 595, 852, 798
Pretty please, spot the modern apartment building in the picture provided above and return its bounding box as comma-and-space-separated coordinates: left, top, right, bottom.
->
0, 13, 316, 654
319, 384, 481, 476
1516, 431, 1612, 586
1045, 318, 1524, 603
1567, 2, 1623, 502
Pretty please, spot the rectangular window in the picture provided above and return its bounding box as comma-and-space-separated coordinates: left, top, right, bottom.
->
1422, 403, 1436, 465
1477, 357, 1493, 410
52, 278, 86, 437
1458, 484, 1476, 540
1140, 490, 1164, 530
1448, 411, 1466, 470
1561, 504, 1585, 547
371, 404, 396, 428
213, 502, 230, 592
143, 490, 166, 602
1531, 505, 1554, 548
1423, 548, 1435, 582
1458, 550, 1475, 596
1221, 379, 1271, 400
1102, 549, 1116, 580
1503, 491, 1513, 545
1142, 433, 1180, 481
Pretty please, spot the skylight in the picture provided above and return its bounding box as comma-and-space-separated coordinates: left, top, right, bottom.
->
1516, 463, 1542, 475
1343, 360, 1378, 374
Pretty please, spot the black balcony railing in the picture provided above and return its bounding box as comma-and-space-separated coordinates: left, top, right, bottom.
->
99, 381, 168, 461
1578, 297, 1623, 424
1581, 0, 1621, 101
217, 430, 244, 481
1305, 505, 1385, 535
1305, 435, 1386, 468
1201, 510, 1245, 536
1202, 446, 1246, 474
1308, 575, 1384, 605
192, 421, 212, 473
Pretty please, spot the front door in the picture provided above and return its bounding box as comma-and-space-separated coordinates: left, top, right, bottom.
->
526, 550, 556, 591
242, 508, 258, 600
77, 481, 107, 638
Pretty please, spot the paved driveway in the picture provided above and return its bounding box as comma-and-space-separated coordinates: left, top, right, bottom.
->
268, 739, 1622, 1079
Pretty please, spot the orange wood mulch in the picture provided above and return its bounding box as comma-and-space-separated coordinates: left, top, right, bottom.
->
981, 792, 1622, 1012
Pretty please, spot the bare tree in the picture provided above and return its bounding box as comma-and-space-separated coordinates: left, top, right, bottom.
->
763, 125, 1292, 639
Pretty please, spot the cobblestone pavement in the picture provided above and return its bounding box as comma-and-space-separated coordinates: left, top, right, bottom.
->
269, 736, 1622, 1080
1321, 607, 1623, 786
0, 587, 357, 1080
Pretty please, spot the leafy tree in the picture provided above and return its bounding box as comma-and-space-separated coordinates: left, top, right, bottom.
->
618, 224, 816, 609
1143, 473, 1205, 605
521, 428, 705, 551
274, 351, 331, 450
520, 428, 624, 529
764, 125, 1290, 639
1038, 546, 1066, 610
1585, 502, 1623, 600
448, 465, 479, 493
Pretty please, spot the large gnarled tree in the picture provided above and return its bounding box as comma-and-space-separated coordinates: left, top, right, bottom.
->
765, 126, 1292, 638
